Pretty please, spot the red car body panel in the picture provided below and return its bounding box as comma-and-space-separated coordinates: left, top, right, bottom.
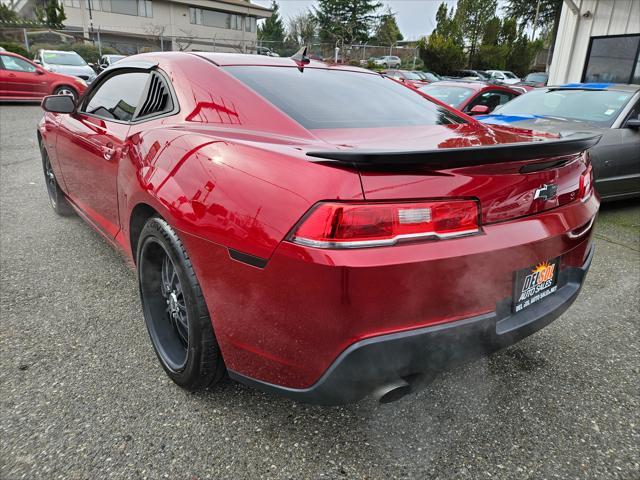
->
39, 52, 599, 401
0, 51, 87, 101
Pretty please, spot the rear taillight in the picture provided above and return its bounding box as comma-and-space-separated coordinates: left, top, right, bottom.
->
579, 164, 593, 201
288, 200, 480, 249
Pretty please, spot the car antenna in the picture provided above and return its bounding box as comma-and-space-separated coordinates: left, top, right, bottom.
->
291, 46, 310, 72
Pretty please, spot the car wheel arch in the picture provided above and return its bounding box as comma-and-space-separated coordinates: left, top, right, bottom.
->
129, 202, 160, 264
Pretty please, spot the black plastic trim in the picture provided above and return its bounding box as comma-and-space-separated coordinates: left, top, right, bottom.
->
228, 248, 268, 268
229, 246, 594, 405
306, 133, 601, 168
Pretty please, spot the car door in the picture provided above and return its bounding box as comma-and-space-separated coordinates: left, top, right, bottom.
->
611, 100, 640, 195
0, 54, 48, 98
55, 70, 150, 238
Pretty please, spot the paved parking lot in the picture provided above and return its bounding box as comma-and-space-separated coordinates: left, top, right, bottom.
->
1, 104, 639, 480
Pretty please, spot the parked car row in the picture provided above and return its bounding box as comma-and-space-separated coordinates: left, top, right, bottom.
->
0, 50, 128, 102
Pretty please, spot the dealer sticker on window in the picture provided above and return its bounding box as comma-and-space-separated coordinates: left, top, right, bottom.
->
513, 257, 560, 313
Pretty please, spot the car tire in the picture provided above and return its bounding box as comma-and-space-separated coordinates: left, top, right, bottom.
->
53, 85, 78, 101
40, 142, 74, 216
383, 63, 388, 68
137, 216, 226, 391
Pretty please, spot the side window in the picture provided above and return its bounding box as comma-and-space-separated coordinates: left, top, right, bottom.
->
623, 100, 640, 125
0, 55, 36, 73
83, 72, 149, 121
466, 91, 513, 112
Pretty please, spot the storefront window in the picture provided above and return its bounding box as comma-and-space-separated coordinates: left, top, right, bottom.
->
583, 35, 640, 84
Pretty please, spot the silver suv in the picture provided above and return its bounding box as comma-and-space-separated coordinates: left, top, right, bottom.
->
373, 55, 401, 68
34, 50, 97, 83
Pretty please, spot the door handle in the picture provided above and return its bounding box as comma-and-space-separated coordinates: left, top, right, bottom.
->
101, 142, 116, 160
8, 73, 16, 77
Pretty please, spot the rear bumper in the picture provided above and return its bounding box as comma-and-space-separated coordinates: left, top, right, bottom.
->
229, 246, 593, 405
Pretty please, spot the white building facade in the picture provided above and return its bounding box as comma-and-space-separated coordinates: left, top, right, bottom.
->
59, 0, 271, 54
549, 0, 640, 85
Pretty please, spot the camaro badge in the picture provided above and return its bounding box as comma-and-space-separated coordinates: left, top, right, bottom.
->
534, 183, 558, 201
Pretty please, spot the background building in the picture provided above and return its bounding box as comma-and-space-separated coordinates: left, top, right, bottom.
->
549, 0, 640, 84
10, 0, 272, 54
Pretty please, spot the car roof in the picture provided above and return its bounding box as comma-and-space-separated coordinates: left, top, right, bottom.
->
551, 82, 640, 92
425, 80, 508, 91
191, 52, 373, 73
40, 49, 79, 54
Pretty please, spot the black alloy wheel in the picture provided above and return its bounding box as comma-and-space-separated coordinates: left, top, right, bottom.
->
137, 216, 225, 390
40, 143, 73, 216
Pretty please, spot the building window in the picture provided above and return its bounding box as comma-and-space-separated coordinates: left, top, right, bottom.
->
230, 14, 241, 30
64, 0, 81, 7
99, 0, 152, 17
189, 7, 246, 30
583, 34, 640, 84
245, 16, 256, 33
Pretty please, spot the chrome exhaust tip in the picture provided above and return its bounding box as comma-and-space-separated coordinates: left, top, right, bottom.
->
373, 379, 412, 404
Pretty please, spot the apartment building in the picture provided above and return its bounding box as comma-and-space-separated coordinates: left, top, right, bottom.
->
23, 0, 272, 54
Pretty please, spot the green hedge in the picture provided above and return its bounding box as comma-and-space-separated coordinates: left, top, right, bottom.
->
0, 42, 29, 58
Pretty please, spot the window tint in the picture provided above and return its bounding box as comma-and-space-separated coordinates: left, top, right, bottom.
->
226, 66, 464, 129
495, 88, 633, 127
83, 72, 149, 121
0, 55, 36, 72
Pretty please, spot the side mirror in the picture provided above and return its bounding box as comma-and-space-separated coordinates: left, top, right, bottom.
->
625, 118, 640, 129
469, 105, 490, 115
41, 94, 75, 114
35, 68, 45, 75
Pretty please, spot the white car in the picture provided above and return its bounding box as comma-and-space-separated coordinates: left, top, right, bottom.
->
372, 56, 401, 68
486, 70, 521, 85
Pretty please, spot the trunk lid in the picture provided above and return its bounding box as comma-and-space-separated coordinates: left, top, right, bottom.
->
309, 123, 593, 224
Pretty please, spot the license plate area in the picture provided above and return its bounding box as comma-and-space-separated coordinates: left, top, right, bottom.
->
513, 257, 560, 313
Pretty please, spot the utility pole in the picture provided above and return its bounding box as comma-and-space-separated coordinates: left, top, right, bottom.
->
531, 0, 541, 40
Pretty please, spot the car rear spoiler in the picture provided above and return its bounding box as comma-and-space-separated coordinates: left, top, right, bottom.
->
306, 132, 601, 169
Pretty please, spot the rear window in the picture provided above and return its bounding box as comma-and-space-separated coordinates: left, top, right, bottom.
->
419, 85, 475, 108
225, 66, 464, 129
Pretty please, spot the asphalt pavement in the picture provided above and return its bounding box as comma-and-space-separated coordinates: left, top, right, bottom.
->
1, 105, 639, 480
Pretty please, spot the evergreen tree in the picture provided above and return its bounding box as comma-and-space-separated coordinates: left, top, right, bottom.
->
433, 2, 462, 44
373, 8, 403, 45
419, 33, 465, 75
35, 0, 66, 29
454, 0, 497, 66
505, 0, 562, 33
258, 1, 286, 44
314, 0, 382, 45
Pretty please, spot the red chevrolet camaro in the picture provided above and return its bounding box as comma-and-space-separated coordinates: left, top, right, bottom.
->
38, 52, 600, 405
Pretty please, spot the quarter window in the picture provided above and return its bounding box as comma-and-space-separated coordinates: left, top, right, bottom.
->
83, 72, 149, 121
0, 55, 36, 73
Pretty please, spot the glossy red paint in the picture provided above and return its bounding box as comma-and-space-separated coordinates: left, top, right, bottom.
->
38, 52, 599, 395
0, 51, 87, 101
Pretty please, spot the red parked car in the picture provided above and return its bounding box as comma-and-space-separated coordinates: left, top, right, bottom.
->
38, 52, 599, 405
0, 51, 87, 101
419, 80, 521, 115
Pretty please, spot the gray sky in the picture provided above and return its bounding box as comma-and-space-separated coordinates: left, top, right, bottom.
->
252, 0, 460, 41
